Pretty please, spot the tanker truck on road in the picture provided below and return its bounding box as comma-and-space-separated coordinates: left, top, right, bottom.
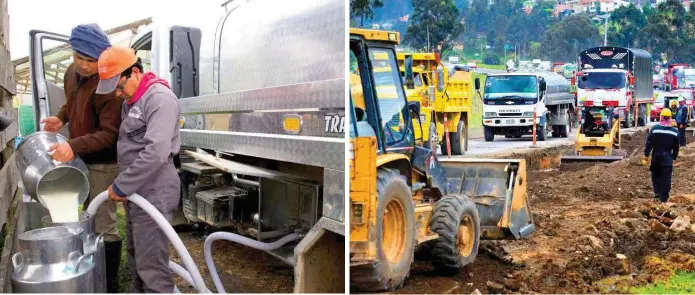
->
477, 72, 575, 141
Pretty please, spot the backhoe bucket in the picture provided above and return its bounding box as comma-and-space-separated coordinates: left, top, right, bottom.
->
438, 158, 535, 240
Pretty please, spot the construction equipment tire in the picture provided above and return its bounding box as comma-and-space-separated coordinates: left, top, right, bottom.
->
350, 168, 415, 291
450, 120, 466, 155
429, 195, 481, 275
484, 127, 494, 142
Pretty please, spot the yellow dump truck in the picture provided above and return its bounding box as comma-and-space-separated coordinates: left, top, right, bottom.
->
349, 28, 535, 292
396, 53, 473, 155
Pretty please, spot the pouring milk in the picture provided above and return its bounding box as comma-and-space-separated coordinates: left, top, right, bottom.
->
40, 191, 80, 223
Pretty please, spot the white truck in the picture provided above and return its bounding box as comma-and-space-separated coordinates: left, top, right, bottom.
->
28, 0, 345, 292
476, 72, 575, 141
573, 47, 653, 128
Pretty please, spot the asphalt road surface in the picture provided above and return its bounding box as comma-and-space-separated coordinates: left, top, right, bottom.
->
440, 123, 656, 159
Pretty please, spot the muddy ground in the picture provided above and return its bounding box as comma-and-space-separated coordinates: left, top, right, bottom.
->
169, 229, 294, 293
394, 130, 695, 294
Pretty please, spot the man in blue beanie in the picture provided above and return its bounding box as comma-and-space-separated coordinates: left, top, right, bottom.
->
41, 23, 123, 293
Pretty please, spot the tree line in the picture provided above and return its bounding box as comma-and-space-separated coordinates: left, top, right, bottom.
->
351, 0, 695, 64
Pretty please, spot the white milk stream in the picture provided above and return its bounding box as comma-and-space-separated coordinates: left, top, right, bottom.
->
40, 191, 80, 223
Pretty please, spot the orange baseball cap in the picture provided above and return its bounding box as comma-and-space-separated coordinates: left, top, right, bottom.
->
96, 46, 137, 94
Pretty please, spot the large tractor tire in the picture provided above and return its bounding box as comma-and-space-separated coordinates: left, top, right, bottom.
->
483, 126, 494, 142
429, 195, 481, 275
450, 120, 466, 155
350, 169, 416, 291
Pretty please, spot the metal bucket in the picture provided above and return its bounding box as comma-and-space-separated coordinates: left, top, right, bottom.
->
15, 132, 90, 207
11, 226, 97, 293
42, 214, 106, 293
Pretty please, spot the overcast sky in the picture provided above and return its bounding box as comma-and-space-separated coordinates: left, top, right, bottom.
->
9, 0, 217, 59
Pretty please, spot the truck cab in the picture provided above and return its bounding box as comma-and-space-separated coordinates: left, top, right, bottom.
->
575, 47, 653, 128
479, 72, 573, 142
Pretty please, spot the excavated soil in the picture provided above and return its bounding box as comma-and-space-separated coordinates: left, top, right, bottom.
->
392, 130, 695, 294
495, 130, 695, 294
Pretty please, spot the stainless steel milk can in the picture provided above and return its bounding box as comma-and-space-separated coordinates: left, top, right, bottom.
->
11, 226, 99, 293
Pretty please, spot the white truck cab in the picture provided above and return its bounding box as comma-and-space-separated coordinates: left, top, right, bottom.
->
478, 72, 574, 142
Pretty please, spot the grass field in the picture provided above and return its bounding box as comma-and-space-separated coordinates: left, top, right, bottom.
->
631, 272, 695, 294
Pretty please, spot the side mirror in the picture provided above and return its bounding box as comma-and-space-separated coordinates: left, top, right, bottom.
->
475, 78, 481, 90
408, 101, 421, 119
539, 79, 547, 92
170, 26, 202, 98
404, 55, 415, 89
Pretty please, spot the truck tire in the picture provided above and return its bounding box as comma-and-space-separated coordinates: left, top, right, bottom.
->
552, 126, 559, 138
559, 121, 569, 138
484, 127, 494, 142
429, 195, 481, 275
450, 120, 466, 155
622, 117, 632, 129
638, 104, 646, 126
350, 168, 416, 291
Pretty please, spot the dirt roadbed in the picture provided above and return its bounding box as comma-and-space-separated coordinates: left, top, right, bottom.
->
397, 130, 695, 294
170, 230, 294, 293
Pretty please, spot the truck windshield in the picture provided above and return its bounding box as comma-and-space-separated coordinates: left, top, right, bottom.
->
400, 73, 423, 87
578, 72, 626, 89
483, 75, 537, 99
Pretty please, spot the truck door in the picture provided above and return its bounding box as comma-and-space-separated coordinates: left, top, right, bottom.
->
29, 31, 72, 135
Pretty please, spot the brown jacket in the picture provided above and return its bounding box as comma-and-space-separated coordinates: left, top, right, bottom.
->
55, 63, 122, 164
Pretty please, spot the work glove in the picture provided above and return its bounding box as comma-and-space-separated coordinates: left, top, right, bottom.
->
640, 156, 649, 167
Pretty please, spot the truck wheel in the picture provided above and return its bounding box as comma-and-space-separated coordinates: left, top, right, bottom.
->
429, 195, 481, 275
552, 126, 559, 138
559, 122, 569, 138
638, 105, 646, 126
449, 120, 466, 155
484, 127, 494, 142
350, 168, 415, 291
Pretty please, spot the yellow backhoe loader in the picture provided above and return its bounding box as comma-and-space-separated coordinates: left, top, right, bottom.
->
349, 28, 535, 292
562, 106, 624, 162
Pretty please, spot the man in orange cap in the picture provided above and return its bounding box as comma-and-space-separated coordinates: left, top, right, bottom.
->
97, 46, 181, 293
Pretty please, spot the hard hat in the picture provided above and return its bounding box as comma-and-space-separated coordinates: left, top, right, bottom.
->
678, 97, 685, 102
661, 108, 672, 117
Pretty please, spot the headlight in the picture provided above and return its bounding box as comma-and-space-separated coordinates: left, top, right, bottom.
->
523, 112, 534, 117
484, 112, 496, 118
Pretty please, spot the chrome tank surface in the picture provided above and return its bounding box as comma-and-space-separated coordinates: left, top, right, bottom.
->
42, 214, 106, 293
11, 226, 97, 293
15, 132, 90, 207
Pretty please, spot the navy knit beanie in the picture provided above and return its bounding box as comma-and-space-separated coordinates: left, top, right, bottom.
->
69, 24, 111, 59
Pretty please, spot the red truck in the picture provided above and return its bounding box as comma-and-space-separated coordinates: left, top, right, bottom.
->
663, 63, 690, 91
